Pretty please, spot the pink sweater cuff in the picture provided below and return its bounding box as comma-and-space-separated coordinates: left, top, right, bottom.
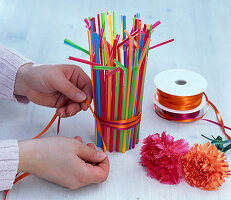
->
0, 140, 19, 191
0, 43, 32, 103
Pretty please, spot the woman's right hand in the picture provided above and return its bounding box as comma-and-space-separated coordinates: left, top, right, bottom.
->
18, 136, 109, 189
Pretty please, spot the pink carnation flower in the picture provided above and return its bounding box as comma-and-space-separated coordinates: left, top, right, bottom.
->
140, 132, 190, 184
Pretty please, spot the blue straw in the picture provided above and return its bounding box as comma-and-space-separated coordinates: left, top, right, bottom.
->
122, 16, 127, 67
95, 33, 101, 147
129, 129, 133, 149
136, 13, 140, 19
138, 34, 144, 60
91, 21, 99, 146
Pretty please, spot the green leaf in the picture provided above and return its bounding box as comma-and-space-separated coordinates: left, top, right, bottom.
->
201, 134, 231, 153
223, 143, 231, 153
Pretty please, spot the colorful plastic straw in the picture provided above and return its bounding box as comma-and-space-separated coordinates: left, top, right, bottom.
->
64, 38, 89, 55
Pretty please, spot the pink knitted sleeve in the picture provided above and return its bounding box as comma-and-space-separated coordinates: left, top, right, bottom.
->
0, 43, 32, 191
0, 43, 32, 102
0, 140, 19, 191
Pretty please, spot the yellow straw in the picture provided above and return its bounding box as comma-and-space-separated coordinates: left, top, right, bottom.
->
121, 15, 123, 40
107, 11, 113, 47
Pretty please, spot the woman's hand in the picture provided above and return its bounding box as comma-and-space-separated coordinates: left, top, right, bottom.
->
14, 63, 92, 117
18, 136, 109, 189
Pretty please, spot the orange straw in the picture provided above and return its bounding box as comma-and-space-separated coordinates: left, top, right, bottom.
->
122, 32, 133, 152
87, 30, 97, 144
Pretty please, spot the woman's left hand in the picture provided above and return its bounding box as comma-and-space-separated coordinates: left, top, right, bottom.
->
14, 63, 92, 117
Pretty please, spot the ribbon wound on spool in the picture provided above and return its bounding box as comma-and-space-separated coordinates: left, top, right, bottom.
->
154, 89, 231, 139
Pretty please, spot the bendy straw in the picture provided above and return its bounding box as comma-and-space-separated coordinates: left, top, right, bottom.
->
64, 38, 89, 55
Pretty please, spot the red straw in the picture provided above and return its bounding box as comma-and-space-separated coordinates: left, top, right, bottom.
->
99, 28, 104, 47
68, 56, 102, 66
57, 117, 61, 135
117, 68, 124, 152
143, 24, 147, 32
110, 35, 120, 61
106, 67, 120, 77
84, 18, 91, 30
84, 18, 90, 26
142, 29, 150, 50
92, 17, 96, 32
132, 56, 148, 148
97, 14, 105, 147
110, 73, 116, 152
117, 47, 121, 63
151, 21, 161, 34
117, 30, 139, 48
149, 39, 174, 50
137, 20, 141, 46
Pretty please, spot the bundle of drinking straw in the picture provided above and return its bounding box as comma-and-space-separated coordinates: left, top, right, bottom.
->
65, 11, 174, 153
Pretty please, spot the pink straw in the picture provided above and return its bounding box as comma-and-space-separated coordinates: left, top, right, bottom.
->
149, 39, 174, 50
68, 56, 102, 66
151, 21, 161, 34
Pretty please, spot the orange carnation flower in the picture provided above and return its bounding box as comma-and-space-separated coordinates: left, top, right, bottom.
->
182, 142, 230, 190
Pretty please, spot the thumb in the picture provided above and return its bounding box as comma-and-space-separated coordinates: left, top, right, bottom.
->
78, 143, 107, 163
52, 75, 86, 102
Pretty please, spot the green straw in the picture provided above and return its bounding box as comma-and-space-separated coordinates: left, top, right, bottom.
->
128, 50, 139, 116
93, 66, 116, 70
136, 60, 148, 143
101, 13, 107, 68
113, 11, 116, 38
101, 13, 106, 37
113, 71, 120, 151
64, 38, 89, 55
114, 70, 120, 151
138, 24, 152, 113
113, 59, 120, 151
114, 59, 128, 152
136, 24, 152, 143
133, 17, 136, 30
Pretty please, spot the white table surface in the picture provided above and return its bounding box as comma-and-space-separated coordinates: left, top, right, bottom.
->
0, 0, 231, 199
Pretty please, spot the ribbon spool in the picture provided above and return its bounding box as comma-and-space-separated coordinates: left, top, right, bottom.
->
153, 69, 231, 139
154, 69, 208, 122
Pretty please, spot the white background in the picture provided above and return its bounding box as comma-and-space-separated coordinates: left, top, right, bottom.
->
0, 0, 231, 199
